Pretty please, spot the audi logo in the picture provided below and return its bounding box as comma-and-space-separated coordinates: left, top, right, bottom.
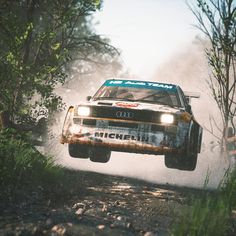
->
116, 111, 134, 119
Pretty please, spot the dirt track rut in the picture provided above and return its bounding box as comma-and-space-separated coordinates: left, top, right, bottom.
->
0, 171, 201, 236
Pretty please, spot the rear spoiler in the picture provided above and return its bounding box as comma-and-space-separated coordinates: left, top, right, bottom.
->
184, 91, 200, 99
184, 91, 200, 104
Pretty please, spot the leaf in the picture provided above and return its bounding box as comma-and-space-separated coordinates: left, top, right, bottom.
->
51, 43, 60, 51
95, 0, 101, 7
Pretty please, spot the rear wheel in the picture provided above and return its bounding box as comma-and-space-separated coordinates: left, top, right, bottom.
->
68, 143, 89, 158
90, 147, 111, 163
164, 153, 180, 169
164, 153, 197, 171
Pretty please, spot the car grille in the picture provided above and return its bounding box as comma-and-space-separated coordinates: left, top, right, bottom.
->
151, 124, 165, 132
85, 106, 177, 124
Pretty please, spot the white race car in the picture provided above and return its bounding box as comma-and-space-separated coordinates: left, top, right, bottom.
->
61, 79, 202, 171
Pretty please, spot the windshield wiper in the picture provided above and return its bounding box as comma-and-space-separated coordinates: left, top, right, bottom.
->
135, 91, 167, 101
155, 101, 179, 109
93, 97, 115, 101
94, 97, 136, 102
134, 99, 178, 108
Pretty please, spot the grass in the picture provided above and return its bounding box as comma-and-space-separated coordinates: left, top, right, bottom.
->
1, 128, 236, 235
171, 167, 236, 236
0, 128, 80, 209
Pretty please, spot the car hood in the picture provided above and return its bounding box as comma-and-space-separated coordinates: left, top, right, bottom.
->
78, 99, 182, 114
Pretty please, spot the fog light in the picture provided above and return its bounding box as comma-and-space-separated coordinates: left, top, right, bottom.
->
160, 114, 174, 124
77, 106, 90, 117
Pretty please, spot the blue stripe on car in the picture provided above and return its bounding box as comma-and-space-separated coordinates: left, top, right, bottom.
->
104, 79, 176, 90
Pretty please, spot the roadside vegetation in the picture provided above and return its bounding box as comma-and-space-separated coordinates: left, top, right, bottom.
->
0, 128, 83, 209
171, 167, 236, 236
0, 0, 120, 132
0, 0, 120, 209
189, 0, 236, 155
171, 1, 236, 234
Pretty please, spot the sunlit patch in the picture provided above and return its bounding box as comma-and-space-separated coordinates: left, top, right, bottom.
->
110, 182, 134, 191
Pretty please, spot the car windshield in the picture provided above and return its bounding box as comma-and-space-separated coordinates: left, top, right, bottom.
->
93, 84, 181, 107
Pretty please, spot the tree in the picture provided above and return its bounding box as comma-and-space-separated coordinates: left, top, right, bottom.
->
0, 0, 119, 129
189, 0, 236, 153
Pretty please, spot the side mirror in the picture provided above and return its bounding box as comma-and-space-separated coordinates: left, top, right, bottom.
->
186, 104, 192, 114
86, 96, 92, 101
186, 97, 190, 104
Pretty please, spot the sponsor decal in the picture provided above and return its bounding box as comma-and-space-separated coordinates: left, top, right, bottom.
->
105, 80, 174, 90
94, 132, 149, 142
115, 102, 139, 108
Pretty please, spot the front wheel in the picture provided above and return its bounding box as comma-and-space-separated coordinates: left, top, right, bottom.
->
165, 122, 198, 171
90, 147, 111, 163
68, 143, 89, 158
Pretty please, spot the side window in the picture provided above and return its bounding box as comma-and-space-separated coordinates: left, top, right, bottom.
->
177, 87, 188, 108
169, 93, 180, 107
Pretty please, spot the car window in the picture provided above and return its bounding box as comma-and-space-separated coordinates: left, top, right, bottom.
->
178, 87, 188, 108
93, 85, 181, 107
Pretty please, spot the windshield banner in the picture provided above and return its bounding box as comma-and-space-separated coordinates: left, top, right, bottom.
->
104, 79, 175, 90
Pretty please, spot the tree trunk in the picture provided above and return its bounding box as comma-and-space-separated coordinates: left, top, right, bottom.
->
0, 111, 13, 129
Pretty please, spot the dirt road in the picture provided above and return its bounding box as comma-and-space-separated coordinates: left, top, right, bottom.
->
0, 170, 203, 236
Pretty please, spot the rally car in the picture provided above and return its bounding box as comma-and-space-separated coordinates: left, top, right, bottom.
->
61, 79, 203, 171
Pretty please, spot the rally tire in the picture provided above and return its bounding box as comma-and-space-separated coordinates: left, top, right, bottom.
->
182, 153, 197, 171
90, 147, 111, 163
68, 143, 89, 158
164, 153, 197, 171
186, 123, 199, 155
164, 154, 181, 169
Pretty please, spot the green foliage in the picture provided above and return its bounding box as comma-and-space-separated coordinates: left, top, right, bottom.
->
189, 0, 236, 135
0, 128, 65, 203
171, 168, 236, 236
221, 168, 236, 210
172, 195, 231, 236
0, 0, 119, 124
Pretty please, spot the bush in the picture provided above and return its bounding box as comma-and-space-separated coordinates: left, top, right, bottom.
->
0, 128, 65, 206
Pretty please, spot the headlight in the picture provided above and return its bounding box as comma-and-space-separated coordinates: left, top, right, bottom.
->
160, 114, 174, 124
77, 106, 90, 117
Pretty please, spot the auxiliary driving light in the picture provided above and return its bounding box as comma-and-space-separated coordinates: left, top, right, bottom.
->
77, 106, 91, 117
160, 114, 174, 124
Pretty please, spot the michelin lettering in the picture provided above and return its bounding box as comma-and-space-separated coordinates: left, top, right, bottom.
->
94, 132, 149, 142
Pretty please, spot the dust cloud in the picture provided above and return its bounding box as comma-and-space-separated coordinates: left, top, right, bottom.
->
48, 40, 231, 190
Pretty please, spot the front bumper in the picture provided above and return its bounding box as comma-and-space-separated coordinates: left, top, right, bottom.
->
61, 106, 190, 155
61, 124, 185, 155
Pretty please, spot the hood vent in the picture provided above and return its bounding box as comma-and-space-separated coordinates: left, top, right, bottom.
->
97, 102, 113, 106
